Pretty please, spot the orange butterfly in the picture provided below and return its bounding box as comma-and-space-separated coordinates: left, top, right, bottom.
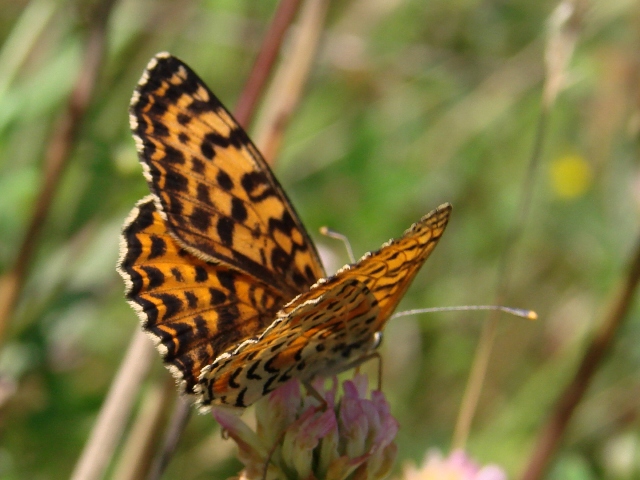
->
117, 53, 451, 410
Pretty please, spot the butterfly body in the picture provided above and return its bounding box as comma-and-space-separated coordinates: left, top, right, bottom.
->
118, 53, 451, 410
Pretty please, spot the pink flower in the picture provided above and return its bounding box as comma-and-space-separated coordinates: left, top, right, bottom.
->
402, 450, 507, 480
214, 374, 398, 480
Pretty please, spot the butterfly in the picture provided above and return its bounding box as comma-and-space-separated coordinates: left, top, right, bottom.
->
117, 53, 451, 411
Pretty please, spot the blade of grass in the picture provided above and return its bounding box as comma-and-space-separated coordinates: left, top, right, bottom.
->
0, 0, 56, 100
112, 379, 176, 480
144, 395, 191, 480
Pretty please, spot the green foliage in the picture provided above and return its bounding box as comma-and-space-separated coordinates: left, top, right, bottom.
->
1, 0, 639, 478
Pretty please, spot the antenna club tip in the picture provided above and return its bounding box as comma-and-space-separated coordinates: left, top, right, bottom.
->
319, 226, 329, 235
527, 311, 538, 321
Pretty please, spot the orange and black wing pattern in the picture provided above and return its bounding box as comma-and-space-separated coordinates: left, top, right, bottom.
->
119, 52, 451, 411
129, 53, 325, 297
199, 203, 451, 408
119, 53, 325, 401
118, 196, 288, 397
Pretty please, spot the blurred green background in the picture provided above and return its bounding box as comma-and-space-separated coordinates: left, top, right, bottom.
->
1, 0, 639, 478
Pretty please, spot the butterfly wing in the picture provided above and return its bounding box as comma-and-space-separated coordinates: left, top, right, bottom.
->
199, 203, 452, 408
130, 53, 325, 297
121, 52, 452, 410
117, 197, 289, 397
198, 278, 381, 408
322, 202, 452, 330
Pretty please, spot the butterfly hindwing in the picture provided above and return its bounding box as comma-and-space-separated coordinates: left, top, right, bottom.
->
198, 203, 451, 408
117, 196, 288, 397
199, 278, 381, 408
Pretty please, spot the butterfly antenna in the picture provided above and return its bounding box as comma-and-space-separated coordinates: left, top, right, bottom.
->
392, 305, 537, 320
320, 226, 356, 263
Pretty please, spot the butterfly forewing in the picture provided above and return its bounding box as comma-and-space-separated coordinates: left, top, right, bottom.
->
130, 53, 325, 296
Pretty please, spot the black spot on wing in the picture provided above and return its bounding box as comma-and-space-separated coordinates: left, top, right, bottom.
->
195, 266, 208, 282
270, 247, 291, 275
217, 170, 233, 190
196, 183, 212, 205
200, 138, 215, 159
235, 388, 247, 408
262, 375, 278, 394
217, 217, 234, 246
148, 100, 167, 116
140, 266, 164, 289
151, 120, 169, 137
231, 197, 247, 222
263, 355, 278, 374
164, 170, 189, 193
191, 158, 205, 174
246, 361, 262, 380
228, 368, 242, 389
241, 171, 275, 202
177, 113, 191, 125
148, 235, 166, 259
190, 207, 212, 232
185, 290, 198, 308
152, 292, 183, 320
171, 267, 183, 282
163, 145, 185, 164
216, 270, 236, 293
187, 99, 212, 115
278, 369, 292, 383
209, 288, 226, 305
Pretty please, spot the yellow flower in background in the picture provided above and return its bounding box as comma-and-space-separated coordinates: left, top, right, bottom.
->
549, 153, 593, 199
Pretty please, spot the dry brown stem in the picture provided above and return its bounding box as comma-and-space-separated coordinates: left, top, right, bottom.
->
234, 0, 302, 129
112, 378, 177, 480
520, 237, 640, 480
70, 330, 155, 480
253, 0, 330, 163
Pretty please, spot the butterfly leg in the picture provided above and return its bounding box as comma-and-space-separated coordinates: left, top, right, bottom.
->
302, 380, 329, 410
262, 428, 286, 480
351, 352, 383, 391
323, 350, 384, 392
